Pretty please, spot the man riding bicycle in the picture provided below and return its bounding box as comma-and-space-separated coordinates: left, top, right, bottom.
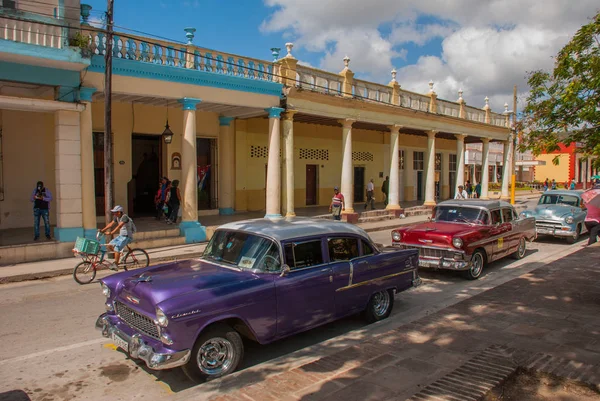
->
100, 205, 134, 271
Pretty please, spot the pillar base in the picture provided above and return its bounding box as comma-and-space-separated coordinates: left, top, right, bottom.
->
341, 212, 359, 224
179, 221, 207, 244
84, 228, 98, 239
423, 201, 437, 207
265, 213, 283, 219
285, 212, 296, 218
480, 196, 490, 200
385, 204, 402, 211
219, 208, 235, 216
54, 227, 84, 242
500, 196, 510, 201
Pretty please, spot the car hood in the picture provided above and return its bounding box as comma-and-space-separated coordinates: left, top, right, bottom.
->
116, 259, 256, 314
531, 205, 579, 219
399, 221, 481, 247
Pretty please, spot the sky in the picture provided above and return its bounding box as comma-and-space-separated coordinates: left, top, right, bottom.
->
83, 0, 599, 111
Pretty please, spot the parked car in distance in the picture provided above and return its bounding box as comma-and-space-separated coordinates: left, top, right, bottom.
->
520, 190, 587, 244
96, 217, 420, 381
391, 199, 536, 280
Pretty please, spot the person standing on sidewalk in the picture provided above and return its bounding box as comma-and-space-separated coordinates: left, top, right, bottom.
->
382, 176, 389, 207
166, 180, 181, 224
155, 177, 170, 220
329, 187, 345, 221
365, 178, 375, 210
455, 185, 468, 199
30, 181, 52, 241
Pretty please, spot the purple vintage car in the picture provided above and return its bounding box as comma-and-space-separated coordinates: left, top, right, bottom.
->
96, 217, 420, 381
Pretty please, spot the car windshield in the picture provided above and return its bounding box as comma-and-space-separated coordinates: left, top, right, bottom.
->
538, 194, 579, 207
202, 230, 281, 272
432, 206, 489, 225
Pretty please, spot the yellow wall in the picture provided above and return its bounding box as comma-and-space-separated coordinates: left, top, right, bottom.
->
534, 153, 570, 182
0, 110, 56, 229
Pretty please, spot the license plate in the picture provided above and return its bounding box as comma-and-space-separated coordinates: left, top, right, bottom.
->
537, 228, 553, 235
111, 332, 129, 352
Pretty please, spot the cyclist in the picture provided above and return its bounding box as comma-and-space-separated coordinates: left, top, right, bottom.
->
100, 205, 134, 271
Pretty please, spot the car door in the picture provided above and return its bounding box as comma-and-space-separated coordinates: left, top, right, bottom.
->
274, 238, 335, 337
501, 207, 518, 253
489, 208, 509, 260
327, 236, 362, 317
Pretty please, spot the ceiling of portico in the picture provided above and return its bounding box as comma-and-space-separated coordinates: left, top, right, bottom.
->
0, 80, 54, 99
92, 92, 269, 119
292, 112, 493, 143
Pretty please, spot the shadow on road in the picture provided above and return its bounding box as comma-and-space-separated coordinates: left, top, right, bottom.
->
0, 390, 31, 401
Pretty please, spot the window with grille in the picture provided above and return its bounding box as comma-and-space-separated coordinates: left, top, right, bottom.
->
435, 153, 442, 171
413, 151, 424, 171
352, 151, 374, 162
449, 154, 457, 172
299, 148, 329, 161
249, 145, 268, 158
398, 149, 405, 170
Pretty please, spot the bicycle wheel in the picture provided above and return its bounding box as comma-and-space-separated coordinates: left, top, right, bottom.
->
123, 248, 150, 270
73, 261, 96, 285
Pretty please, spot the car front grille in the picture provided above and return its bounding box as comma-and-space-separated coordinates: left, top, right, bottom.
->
115, 301, 159, 339
536, 220, 563, 230
401, 245, 452, 259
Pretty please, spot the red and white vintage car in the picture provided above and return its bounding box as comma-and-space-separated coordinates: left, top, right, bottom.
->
392, 200, 536, 280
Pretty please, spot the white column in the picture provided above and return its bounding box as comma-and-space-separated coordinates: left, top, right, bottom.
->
178, 98, 206, 243
282, 110, 297, 217
54, 109, 84, 241
494, 163, 498, 183
455, 134, 466, 194
340, 119, 356, 213
501, 134, 513, 200
218, 116, 235, 215
480, 138, 490, 199
265, 107, 284, 218
424, 130, 437, 206
79, 87, 97, 238
387, 125, 401, 210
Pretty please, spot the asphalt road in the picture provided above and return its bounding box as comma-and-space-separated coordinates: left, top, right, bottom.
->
0, 198, 590, 401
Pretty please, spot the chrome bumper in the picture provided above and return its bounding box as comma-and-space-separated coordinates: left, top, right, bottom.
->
96, 314, 191, 370
418, 257, 471, 271
536, 227, 577, 237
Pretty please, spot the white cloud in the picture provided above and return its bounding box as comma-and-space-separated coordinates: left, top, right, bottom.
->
261, 0, 600, 110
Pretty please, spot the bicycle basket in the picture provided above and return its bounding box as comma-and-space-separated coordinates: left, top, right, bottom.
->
74, 237, 100, 255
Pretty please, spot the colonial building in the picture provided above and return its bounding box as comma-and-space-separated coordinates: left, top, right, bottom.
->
534, 142, 598, 188
0, 0, 517, 250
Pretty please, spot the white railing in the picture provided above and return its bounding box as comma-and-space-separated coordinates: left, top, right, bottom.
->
87, 30, 280, 82
437, 99, 461, 118
296, 65, 343, 94
465, 105, 486, 123
399, 90, 431, 112
0, 16, 64, 48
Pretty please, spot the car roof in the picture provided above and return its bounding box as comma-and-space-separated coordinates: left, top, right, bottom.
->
541, 190, 584, 196
217, 217, 371, 241
437, 199, 513, 209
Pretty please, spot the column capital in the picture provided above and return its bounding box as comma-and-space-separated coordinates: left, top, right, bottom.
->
388, 124, 403, 133
265, 107, 285, 119
79, 87, 97, 103
480, 137, 491, 144
282, 110, 298, 121
339, 118, 356, 129
178, 97, 202, 110
219, 116, 234, 126
455, 133, 467, 140
427, 130, 438, 138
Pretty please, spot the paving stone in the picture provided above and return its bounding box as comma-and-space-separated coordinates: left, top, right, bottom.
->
324, 381, 395, 401
504, 323, 550, 338
292, 380, 344, 401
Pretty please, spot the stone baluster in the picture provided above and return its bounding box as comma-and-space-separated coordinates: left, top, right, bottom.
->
276, 43, 298, 87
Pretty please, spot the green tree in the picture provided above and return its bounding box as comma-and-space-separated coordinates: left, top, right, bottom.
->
519, 12, 600, 168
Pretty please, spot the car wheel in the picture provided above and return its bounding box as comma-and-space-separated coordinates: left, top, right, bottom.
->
464, 250, 485, 280
511, 237, 527, 260
182, 324, 244, 382
364, 289, 394, 323
566, 225, 580, 244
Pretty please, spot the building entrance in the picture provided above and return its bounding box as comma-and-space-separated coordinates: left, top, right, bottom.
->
131, 135, 162, 216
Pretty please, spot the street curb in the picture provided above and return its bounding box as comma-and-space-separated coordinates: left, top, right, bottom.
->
0, 252, 206, 285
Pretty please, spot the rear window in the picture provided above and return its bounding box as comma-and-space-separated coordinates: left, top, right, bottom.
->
501, 208, 513, 222
284, 240, 324, 269
328, 238, 359, 262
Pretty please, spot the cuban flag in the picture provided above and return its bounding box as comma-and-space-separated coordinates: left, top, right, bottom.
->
197, 165, 211, 190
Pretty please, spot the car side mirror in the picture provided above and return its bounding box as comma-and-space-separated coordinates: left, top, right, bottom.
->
280, 264, 291, 277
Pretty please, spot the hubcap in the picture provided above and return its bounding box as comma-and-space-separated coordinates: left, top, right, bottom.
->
519, 238, 526, 257
471, 254, 483, 277
372, 291, 390, 317
197, 337, 234, 376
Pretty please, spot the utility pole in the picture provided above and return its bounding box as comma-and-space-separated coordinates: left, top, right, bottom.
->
510, 85, 517, 204
104, 0, 114, 225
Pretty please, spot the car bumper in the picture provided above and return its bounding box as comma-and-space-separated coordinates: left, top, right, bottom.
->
418, 257, 471, 271
96, 313, 191, 370
536, 226, 577, 237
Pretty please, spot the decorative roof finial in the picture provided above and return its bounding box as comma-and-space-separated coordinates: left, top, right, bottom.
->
343, 55, 350, 68
391, 68, 397, 82
458, 89, 463, 101
285, 42, 294, 58
504, 102, 509, 113
184, 27, 196, 45
485, 96, 489, 105
270, 47, 281, 62
429, 80, 434, 93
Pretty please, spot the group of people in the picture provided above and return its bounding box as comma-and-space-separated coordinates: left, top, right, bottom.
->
454, 181, 481, 199
154, 177, 182, 224
543, 178, 578, 191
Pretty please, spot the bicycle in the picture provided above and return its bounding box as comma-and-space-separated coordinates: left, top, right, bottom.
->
72, 232, 150, 285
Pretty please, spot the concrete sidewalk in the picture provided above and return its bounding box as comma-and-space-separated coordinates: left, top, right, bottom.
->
198, 244, 600, 401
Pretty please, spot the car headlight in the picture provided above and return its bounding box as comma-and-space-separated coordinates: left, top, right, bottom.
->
156, 308, 168, 327
519, 212, 527, 218
452, 238, 463, 248
101, 283, 111, 298
565, 215, 574, 224
392, 232, 402, 242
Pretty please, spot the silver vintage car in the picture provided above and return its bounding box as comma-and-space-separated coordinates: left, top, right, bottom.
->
521, 190, 588, 243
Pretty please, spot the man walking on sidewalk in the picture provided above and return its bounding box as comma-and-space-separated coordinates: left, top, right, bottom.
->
382, 176, 389, 207
30, 181, 52, 241
365, 178, 375, 210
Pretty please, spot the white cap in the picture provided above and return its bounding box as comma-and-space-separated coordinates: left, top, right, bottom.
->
110, 205, 124, 213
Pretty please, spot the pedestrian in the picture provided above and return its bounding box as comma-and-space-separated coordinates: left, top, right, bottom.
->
99, 205, 135, 270
551, 179, 557, 190
475, 182, 481, 198
30, 181, 53, 241
544, 178, 549, 191
155, 177, 170, 220
365, 178, 375, 210
455, 185, 468, 199
465, 180, 472, 198
382, 176, 389, 207
570, 178, 576, 190
329, 187, 345, 221
166, 180, 181, 224
584, 204, 600, 246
